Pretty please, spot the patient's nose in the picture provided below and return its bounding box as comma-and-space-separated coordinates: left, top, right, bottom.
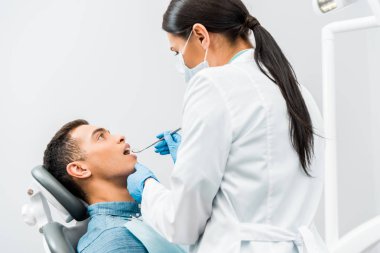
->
116, 135, 125, 144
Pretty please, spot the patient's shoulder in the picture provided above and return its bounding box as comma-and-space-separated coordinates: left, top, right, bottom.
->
78, 226, 148, 253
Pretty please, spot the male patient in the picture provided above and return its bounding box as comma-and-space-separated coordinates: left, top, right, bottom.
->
43, 119, 153, 253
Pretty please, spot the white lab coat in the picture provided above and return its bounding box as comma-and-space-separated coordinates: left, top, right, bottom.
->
141, 49, 328, 253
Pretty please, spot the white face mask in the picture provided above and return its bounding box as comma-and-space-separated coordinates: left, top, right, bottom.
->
177, 30, 209, 83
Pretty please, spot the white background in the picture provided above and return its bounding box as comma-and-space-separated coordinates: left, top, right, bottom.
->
0, 0, 379, 252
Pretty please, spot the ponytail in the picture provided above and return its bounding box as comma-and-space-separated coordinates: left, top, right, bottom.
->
163, 0, 315, 176
246, 15, 315, 175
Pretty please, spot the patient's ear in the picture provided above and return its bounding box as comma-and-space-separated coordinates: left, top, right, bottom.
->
66, 162, 91, 179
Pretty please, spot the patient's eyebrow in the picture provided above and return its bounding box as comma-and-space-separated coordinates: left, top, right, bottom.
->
91, 128, 110, 139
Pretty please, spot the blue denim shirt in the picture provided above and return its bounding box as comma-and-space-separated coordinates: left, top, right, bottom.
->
77, 202, 148, 253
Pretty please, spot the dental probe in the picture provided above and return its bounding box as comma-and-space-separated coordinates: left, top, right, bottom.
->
131, 128, 182, 153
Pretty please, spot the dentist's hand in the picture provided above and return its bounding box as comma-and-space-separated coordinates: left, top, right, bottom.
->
127, 163, 158, 203
154, 131, 181, 163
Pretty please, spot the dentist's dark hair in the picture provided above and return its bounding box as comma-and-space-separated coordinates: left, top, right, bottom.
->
163, 0, 315, 175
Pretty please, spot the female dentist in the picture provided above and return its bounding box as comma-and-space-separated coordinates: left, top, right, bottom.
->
127, 0, 328, 252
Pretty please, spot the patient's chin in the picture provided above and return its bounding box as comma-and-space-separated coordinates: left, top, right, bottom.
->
126, 159, 138, 171
124, 167, 137, 177
130, 159, 138, 168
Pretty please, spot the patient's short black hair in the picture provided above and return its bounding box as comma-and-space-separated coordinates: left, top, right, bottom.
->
43, 119, 89, 201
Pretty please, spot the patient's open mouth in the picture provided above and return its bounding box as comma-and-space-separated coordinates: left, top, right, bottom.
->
123, 148, 131, 155
123, 144, 137, 157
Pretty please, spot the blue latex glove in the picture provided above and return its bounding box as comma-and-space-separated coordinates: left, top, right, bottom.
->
127, 163, 158, 203
154, 131, 181, 163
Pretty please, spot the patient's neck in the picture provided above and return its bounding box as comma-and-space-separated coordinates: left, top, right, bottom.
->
85, 177, 135, 205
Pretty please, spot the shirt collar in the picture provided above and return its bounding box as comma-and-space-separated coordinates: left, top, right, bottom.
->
229, 48, 255, 64
87, 201, 141, 218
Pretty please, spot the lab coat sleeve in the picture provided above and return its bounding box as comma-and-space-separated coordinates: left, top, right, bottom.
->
141, 72, 233, 245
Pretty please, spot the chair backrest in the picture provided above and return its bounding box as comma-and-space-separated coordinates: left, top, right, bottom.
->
32, 165, 88, 221
31, 165, 89, 253
43, 222, 87, 253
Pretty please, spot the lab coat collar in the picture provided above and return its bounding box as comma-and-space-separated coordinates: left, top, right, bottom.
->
229, 48, 255, 64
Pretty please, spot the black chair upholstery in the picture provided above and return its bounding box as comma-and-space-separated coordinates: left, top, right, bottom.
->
31, 165, 89, 253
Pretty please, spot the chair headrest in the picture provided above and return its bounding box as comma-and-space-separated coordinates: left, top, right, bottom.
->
32, 165, 89, 221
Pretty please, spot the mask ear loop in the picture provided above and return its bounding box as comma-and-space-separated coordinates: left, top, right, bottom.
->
204, 47, 208, 62
183, 29, 208, 62
181, 30, 193, 55
203, 32, 209, 62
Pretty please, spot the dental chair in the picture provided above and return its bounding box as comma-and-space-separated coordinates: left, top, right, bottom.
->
22, 165, 89, 253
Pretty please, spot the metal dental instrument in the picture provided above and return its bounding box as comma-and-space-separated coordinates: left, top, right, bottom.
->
132, 128, 182, 154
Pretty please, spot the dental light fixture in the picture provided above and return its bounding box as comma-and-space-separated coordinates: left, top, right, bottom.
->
314, 0, 359, 14
314, 0, 380, 252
